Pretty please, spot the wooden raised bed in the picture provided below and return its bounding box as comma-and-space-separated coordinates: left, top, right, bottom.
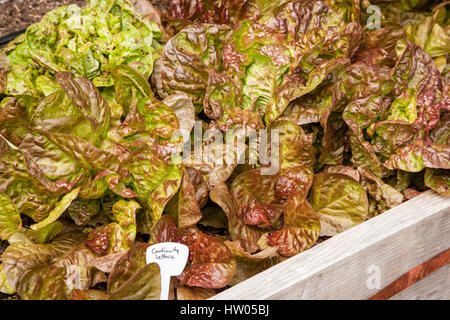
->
212, 191, 450, 300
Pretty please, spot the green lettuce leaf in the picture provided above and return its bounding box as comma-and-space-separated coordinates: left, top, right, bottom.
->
182, 138, 244, 188
0, 192, 22, 240
225, 240, 281, 286
2, 231, 86, 290
0, 0, 449, 301
109, 263, 161, 300
210, 183, 262, 253
25, 1, 161, 87
111, 64, 153, 113
25, 221, 64, 244
30, 187, 80, 231
178, 230, 236, 289
85, 199, 140, 255
128, 145, 182, 232
1, 35, 43, 96
404, 6, 450, 59
310, 173, 369, 236
424, 168, 450, 196
17, 265, 68, 300
0, 264, 15, 295
0, 136, 67, 221
359, 168, 404, 217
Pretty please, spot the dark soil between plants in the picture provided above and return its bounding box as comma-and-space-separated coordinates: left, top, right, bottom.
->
0, 0, 172, 38
0, 0, 88, 38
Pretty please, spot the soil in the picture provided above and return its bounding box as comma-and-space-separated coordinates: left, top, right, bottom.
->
0, 0, 171, 38
0, 0, 88, 38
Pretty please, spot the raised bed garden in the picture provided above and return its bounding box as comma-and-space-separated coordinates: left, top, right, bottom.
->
0, 0, 449, 300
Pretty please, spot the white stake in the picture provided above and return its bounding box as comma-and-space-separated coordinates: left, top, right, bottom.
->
146, 242, 189, 300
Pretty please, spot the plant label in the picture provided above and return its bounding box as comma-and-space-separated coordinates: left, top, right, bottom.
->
146, 242, 189, 300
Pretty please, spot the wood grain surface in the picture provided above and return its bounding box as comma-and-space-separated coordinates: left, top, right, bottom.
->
390, 264, 449, 300
212, 191, 450, 300
370, 249, 449, 300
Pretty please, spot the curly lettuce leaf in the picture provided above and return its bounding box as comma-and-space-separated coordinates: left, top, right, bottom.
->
178, 230, 236, 289
343, 95, 391, 176
162, 93, 196, 142
203, 70, 241, 120
67, 199, 100, 226
18, 133, 87, 188
116, 97, 180, 144
0, 136, 70, 221
25, 1, 161, 87
166, 0, 250, 25
158, 24, 232, 112
262, 189, 320, 257
391, 39, 442, 122
1, 35, 43, 96
404, 6, 450, 59
177, 285, 216, 300
85, 199, 140, 255
424, 168, 450, 196
182, 138, 244, 188
359, 168, 404, 217
0, 265, 15, 295
384, 139, 450, 172
269, 120, 316, 171
231, 169, 283, 227
278, 84, 334, 126
111, 64, 153, 113
429, 110, 449, 145
0, 96, 36, 146
264, 57, 350, 125
25, 221, 64, 244
55, 72, 111, 142
276, 165, 314, 199
109, 263, 161, 300
209, 183, 262, 253
14, 241, 99, 300
70, 289, 109, 300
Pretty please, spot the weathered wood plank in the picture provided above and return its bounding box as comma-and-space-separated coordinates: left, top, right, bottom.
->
211, 191, 450, 300
390, 264, 449, 300
369, 249, 449, 299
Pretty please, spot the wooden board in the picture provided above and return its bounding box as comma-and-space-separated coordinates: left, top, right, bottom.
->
390, 264, 449, 300
369, 249, 449, 299
211, 191, 450, 300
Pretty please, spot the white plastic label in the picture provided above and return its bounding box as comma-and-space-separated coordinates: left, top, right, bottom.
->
146, 242, 189, 300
